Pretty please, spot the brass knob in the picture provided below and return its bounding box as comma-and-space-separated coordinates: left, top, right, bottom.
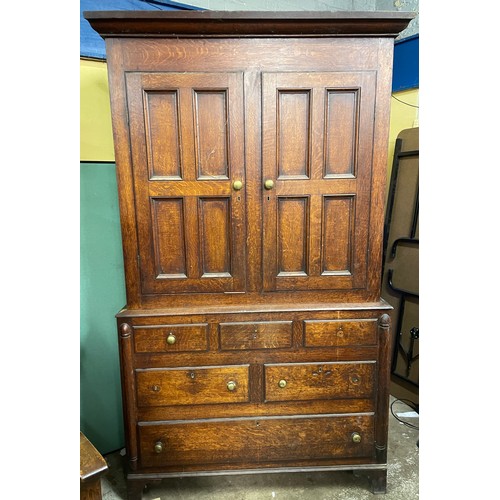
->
154, 441, 163, 453
227, 381, 237, 391
233, 180, 243, 191
264, 179, 274, 190
278, 379, 287, 389
166, 333, 176, 345
351, 432, 362, 443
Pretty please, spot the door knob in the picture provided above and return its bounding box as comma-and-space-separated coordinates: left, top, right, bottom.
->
233, 180, 243, 191
264, 179, 274, 190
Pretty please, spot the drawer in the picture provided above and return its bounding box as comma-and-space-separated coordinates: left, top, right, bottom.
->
264, 361, 375, 402
219, 321, 292, 350
304, 319, 377, 347
136, 365, 249, 407
139, 413, 374, 467
134, 324, 208, 353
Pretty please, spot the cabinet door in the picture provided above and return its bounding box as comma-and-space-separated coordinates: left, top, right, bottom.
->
126, 73, 246, 294
262, 72, 376, 292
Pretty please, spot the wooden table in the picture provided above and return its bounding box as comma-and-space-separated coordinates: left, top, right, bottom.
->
80, 432, 108, 500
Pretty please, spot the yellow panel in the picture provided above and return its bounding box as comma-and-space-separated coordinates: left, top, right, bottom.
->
80, 59, 115, 161
386, 88, 419, 196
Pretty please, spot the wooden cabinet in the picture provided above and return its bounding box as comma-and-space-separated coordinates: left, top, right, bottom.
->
84, 10, 413, 499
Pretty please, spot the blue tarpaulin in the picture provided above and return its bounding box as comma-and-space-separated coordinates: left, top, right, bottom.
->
393, 34, 419, 92
80, 0, 202, 59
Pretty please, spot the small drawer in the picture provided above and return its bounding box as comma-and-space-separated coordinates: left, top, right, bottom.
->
219, 321, 292, 350
304, 319, 377, 347
136, 365, 249, 407
134, 324, 209, 353
264, 361, 375, 402
139, 413, 374, 468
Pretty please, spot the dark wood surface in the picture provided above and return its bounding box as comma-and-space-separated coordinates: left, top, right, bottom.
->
84, 10, 415, 38
85, 10, 412, 498
80, 432, 108, 500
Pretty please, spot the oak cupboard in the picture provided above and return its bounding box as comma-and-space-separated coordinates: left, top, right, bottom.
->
84, 10, 414, 498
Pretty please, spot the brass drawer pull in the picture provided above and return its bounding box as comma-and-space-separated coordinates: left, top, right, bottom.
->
278, 379, 287, 389
166, 333, 176, 345
227, 380, 237, 391
154, 441, 164, 453
351, 432, 362, 443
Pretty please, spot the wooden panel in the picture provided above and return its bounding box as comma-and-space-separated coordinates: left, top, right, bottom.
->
126, 71, 246, 295
194, 90, 229, 179
145, 91, 181, 179
262, 71, 375, 293
151, 198, 187, 277
199, 197, 231, 276
134, 324, 209, 353
277, 197, 308, 276
265, 362, 375, 402
278, 91, 310, 178
304, 319, 377, 347
219, 321, 292, 350
136, 365, 249, 407
324, 90, 358, 177
138, 414, 374, 467
322, 196, 354, 274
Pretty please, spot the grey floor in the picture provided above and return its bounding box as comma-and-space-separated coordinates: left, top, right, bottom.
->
101, 398, 419, 499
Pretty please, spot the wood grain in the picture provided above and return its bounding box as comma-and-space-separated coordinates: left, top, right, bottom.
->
90, 10, 412, 495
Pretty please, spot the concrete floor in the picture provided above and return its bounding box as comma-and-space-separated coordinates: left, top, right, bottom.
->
101, 398, 419, 499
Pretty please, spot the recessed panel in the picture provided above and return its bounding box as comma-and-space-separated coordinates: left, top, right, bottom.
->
278, 197, 308, 275
324, 90, 358, 176
322, 196, 354, 274
278, 91, 311, 178
199, 197, 231, 276
152, 198, 187, 277
145, 91, 181, 179
194, 91, 229, 179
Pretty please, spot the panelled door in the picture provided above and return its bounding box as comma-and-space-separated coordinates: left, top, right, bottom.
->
126, 72, 246, 294
262, 72, 376, 292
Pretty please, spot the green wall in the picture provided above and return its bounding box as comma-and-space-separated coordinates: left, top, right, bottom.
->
80, 162, 126, 454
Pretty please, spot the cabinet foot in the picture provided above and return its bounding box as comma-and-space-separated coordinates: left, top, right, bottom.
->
126, 479, 146, 500
369, 469, 387, 494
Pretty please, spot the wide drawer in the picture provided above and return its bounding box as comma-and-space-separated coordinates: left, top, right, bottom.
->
136, 365, 249, 407
139, 413, 374, 467
219, 321, 292, 350
134, 323, 209, 353
304, 319, 377, 347
265, 361, 375, 402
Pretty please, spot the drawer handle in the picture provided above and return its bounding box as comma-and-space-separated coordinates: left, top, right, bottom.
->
166, 333, 176, 345
154, 441, 164, 454
227, 381, 237, 391
351, 432, 362, 444
278, 379, 287, 389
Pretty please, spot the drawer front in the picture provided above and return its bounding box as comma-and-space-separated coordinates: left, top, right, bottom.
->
304, 319, 377, 347
219, 321, 292, 350
265, 361, 375, 402
134, 324, 209, 353
136, 365, 249, 407
139, 414, 374, 467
